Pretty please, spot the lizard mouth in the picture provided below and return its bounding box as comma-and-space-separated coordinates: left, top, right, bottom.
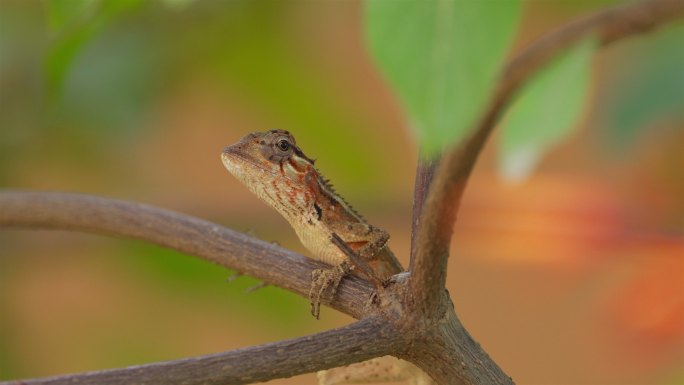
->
221, 148, 292, 182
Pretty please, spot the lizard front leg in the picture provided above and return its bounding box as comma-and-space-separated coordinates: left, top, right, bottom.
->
309, 260, 352, 319
307, 224, 393, 319
332, 222, 401, 281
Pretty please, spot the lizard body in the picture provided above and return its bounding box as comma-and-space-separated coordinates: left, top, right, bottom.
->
221, 130, 403, 282
221, 130, 432, 385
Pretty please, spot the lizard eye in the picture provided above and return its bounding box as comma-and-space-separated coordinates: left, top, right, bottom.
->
276, 139, 290, 152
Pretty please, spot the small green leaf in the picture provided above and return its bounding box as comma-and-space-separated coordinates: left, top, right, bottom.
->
365, 0, 520, 156
499, 37, 597, 182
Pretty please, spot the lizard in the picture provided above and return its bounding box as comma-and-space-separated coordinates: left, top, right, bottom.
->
221, 130, 435, 385
221, 129, 404, 318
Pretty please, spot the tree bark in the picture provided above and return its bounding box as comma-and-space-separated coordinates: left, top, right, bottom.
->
0, 317, 400, 385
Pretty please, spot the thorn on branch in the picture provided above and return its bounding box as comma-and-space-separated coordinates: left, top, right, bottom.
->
226, 272, 243, 283
245, 281, 269, 293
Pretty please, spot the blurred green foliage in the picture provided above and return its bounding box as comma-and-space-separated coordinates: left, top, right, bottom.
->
46, 0, 145, 98
364, 0, 520, 156
0, 238, 17, 379
117, 240, 314, 333
599, 23, 684, 147
499, 37, 597, 181
1, 1, 389, 189
187, 2, 379, 183
6, 0, 679, 186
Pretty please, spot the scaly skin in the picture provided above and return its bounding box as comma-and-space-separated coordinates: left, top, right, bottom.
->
221, 130, 403, 317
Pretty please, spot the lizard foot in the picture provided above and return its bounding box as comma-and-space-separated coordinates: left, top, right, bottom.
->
309, 262, 352, 319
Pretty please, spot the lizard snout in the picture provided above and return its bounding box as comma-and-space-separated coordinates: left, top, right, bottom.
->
222, 143, 245, 155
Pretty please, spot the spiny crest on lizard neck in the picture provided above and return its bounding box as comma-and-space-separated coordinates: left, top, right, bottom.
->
221, 129, 364, 221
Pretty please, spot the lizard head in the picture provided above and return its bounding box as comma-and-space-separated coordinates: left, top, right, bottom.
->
221, 130, 316, 200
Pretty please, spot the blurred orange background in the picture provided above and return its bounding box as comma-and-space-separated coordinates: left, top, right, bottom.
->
0, 1, 682, 384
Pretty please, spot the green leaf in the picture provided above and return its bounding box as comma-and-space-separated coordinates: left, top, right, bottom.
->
499, 37, 597, 182
365, 0, 520, 156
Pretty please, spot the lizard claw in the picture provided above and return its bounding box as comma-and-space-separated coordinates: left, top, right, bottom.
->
308, 262, 351, 319
309, 269, 326, 319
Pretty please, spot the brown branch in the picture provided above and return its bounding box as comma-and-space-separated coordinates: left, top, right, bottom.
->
0, 190, 373, 319
404, 303, 511, 385
409, 155, 438, 261
409, 0, 684, 316
0, 316, 401, 385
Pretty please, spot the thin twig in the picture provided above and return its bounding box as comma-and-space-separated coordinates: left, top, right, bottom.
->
0, 191, 373, 319
0, 316, 400, 385
409, 0, 684, 316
